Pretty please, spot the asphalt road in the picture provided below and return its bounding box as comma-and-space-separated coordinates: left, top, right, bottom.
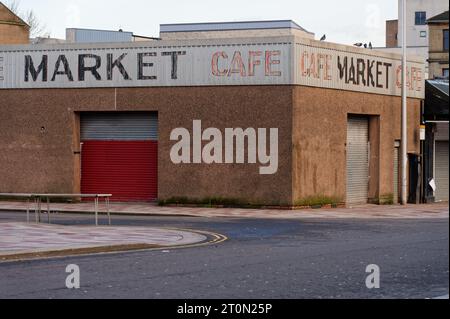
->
0, 211, 448, 299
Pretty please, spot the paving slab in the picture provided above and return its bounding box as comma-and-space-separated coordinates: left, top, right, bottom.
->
0, 201, 448, 220
0, 222, 209, 261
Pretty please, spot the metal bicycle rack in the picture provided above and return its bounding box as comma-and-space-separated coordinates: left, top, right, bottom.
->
0, 193, 112, 226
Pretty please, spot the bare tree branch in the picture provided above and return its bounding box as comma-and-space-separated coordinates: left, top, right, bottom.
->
24, 10, 47, 38
5, 0, 48, 38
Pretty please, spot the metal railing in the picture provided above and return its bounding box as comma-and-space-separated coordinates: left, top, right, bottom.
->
0, 193, 112, 226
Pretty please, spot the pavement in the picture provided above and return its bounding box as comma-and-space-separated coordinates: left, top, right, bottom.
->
0, 200, 448, 219
0, 222, 212, 262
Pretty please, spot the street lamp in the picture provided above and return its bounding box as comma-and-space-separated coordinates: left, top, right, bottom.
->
401, 0, 408, 205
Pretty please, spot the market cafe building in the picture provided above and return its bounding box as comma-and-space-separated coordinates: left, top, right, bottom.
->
0, 36, 425, 206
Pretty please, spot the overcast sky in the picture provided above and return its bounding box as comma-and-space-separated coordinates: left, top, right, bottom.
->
14, 0, 398, 46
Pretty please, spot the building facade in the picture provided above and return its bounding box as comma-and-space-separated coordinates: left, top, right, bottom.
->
0, 2, 29, 45
31, 28, 159, 45
379, 0, 449, 77
427, 11, 449, 79
421, 11, 449, 204
423, 79, 448, 203
0, 26, 425, 207
397, 0, 448, 49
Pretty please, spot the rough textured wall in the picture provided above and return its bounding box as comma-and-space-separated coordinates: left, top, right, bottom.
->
0, 86, 293, 205
292, 86, 421, 204
0, 84, 422, 206
0, 24, 29, 44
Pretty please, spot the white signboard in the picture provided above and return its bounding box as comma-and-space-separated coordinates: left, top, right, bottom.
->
0, 43, 291, 89
0, 38, 425, 98
294, 42, 425, 99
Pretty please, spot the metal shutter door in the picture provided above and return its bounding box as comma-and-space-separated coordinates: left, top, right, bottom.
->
81, 113, 158, 202
346, 117, 369, 205
393, 147, 399, 204
81, 113, 158, 140
435, 123, 449, 141
435, 141, 449, 202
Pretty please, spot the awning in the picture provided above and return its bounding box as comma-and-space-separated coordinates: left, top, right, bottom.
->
424, 79, 449, 122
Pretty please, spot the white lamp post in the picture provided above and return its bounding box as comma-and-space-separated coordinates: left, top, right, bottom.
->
401, 0, 408, 205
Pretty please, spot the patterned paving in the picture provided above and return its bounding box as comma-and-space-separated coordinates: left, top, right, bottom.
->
0, 201, 448, 220
0, 223, 207, 257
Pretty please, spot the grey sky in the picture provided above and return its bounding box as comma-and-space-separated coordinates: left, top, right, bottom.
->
15, 0, 398, 46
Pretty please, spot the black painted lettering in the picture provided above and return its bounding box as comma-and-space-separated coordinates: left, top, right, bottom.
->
367, 60, 375, 87
138, 52, 157, 80
348, 57, 356, 84
337, 56, 348, 82
51, 55, 73, 81
376, 61, 383, 88
24, 55, 48, 82
162, 51, 186, 79
107, 53, 130, 80
78, 54, 101, 81
357, 58, 366, 86
384, 62, 392, 89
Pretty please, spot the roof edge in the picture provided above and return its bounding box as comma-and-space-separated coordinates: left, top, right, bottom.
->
160, 20, 314, 35
0, 1, 30, 28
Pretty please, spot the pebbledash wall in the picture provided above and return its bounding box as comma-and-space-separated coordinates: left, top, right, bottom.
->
0, 36, 425, 206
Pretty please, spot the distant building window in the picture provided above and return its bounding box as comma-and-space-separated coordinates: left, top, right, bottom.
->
444, 29, 449, 51
443, 68, 449, 78
420, 31, 427, 38
415, 11, 426, 25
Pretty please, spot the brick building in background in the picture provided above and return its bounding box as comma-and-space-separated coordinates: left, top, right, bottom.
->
386, 19, 399, 48
0, 2, 29, 45
422, 11, 449, 204
427, 11, 449, 79
379, 0, 449, 77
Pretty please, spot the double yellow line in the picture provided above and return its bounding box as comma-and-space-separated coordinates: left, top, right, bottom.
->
160, 227, 229, 251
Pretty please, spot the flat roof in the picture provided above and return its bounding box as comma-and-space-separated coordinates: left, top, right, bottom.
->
427, 79, 449, 96
427, 11, 449, 24
66, 28, 133, 35
160, 20, 312, 34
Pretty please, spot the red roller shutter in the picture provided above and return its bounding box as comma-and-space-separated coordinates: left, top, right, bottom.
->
80, 113, 158, 202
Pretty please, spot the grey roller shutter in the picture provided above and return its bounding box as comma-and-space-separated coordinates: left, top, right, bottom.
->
346, 117, 369, 205
393, 147, 399, 204
81, 112, 158, 141
435, 141, 449, 202
435, 123, 449, 141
